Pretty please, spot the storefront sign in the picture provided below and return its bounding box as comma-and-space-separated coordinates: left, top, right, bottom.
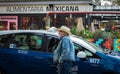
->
0, 5, 92, 14
54, 6, 79, 12
6, 6, 45, 13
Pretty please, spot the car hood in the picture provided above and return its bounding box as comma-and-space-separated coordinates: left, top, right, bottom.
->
96, 51, 120, 63
103, 49, 120, 60
106, 53, 120, 64
107, 53, 120, 60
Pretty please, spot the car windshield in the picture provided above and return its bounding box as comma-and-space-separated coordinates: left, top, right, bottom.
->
72, 35, 104, 53
86, 40, 104, 53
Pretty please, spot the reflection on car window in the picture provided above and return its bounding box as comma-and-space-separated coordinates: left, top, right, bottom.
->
84, 50, 93, 56
46, 36, 59, 52
74, 44, 80, 55
29, 35, 42, 51
6, 34, 43, 51
79, 37, 104, 53
0, 34, 11, 47
14, 34, 30, 50
73, 36, 104, 53
74, 43, 93, 57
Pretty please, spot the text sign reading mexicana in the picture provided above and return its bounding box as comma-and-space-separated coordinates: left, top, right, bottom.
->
0, 5, 92, 14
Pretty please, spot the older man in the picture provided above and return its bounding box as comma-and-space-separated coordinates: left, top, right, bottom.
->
53, 26, 75, 74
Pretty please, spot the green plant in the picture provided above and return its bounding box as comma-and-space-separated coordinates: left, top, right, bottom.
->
70, 25, 77, 35
93, 30, 114, 40
80, 29, 93, 39
111, 30, 119, 38
93, 30, 103, 40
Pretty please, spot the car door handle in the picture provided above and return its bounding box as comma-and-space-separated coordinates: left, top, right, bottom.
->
35, 56, 44, 59
35, 57, 52, 61
91, 64, 99, 66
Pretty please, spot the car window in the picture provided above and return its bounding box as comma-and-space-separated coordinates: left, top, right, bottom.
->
6, 33, 43, 51
72, 35, 104, 53
14, 34, 30, 50
46, 35, 94, 57
46, 35, 59, 52
46, 35, 98, 58
0, 34, 12, 47
74, 43, 99, 58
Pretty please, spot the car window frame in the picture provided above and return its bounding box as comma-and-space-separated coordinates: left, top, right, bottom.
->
44, 34, 60, 53
74, 42, 100, 58
0, 34, 13, 48
4, 32, 45, 52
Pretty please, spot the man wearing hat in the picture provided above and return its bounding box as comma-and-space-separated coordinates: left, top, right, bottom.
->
53, 26, 75, 74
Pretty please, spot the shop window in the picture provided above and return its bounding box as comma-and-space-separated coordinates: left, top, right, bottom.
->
31, 17, 39, 30
10, 22, 16, 30
19, 16, 39, 30
19, 16, 31, 30
42, 16, 53, 30
65, 17, 72, 28
0, 21, 7, 30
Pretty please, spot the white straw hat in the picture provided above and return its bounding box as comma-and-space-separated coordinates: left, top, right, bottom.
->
58, 26, 71, 35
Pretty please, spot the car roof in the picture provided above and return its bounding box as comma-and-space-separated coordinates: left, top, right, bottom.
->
0, 30, 96, 53
0, 30, 58, 36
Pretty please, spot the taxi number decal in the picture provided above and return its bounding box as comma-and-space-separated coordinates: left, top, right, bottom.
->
9, 44, 16, 48
18, 50, 28, 54
90, 58, 100, 64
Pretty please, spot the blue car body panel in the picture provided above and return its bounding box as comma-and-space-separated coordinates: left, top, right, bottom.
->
0, 30, 120, 74
0, 47, 57, 74
0, 47, 120, 74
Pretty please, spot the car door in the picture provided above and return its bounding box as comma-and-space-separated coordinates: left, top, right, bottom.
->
43, 34, 107, 74
45, 35, 93, 74
26, 33, 57, 74
72, 43, 91, 74
2, 32, 55, 74
74, 43, 105, 74
45, 35, 92, 74
45, 35, 61, 73
0, 33, 30, 74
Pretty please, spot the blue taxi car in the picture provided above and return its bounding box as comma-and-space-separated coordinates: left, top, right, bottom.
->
0, 30, 120, 74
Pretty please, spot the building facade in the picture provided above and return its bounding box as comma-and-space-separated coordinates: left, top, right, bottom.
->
0, 0, 120, 30
0, 0, 93, 30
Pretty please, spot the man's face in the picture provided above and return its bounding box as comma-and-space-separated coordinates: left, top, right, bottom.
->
58, 31, 65, 38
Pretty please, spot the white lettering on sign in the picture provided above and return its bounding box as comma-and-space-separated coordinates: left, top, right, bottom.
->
54, 6, 79, 12
6, 6, 44, 12
18, 50, 28, 54
90, 58, 100, 64
6, 5, 79, 12
0, 5, 92, 14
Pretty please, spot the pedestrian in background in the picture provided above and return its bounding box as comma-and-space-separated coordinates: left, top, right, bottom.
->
53, 26, 75, 74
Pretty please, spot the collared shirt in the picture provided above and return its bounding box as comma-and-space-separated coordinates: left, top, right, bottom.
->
53, 36, 75, 63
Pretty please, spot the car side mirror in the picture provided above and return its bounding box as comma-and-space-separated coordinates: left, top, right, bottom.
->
77, 51, 86, 58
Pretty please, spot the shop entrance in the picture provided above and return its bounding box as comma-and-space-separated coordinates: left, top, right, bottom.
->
19, 15, 46, 30
0, 16, 18, 30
